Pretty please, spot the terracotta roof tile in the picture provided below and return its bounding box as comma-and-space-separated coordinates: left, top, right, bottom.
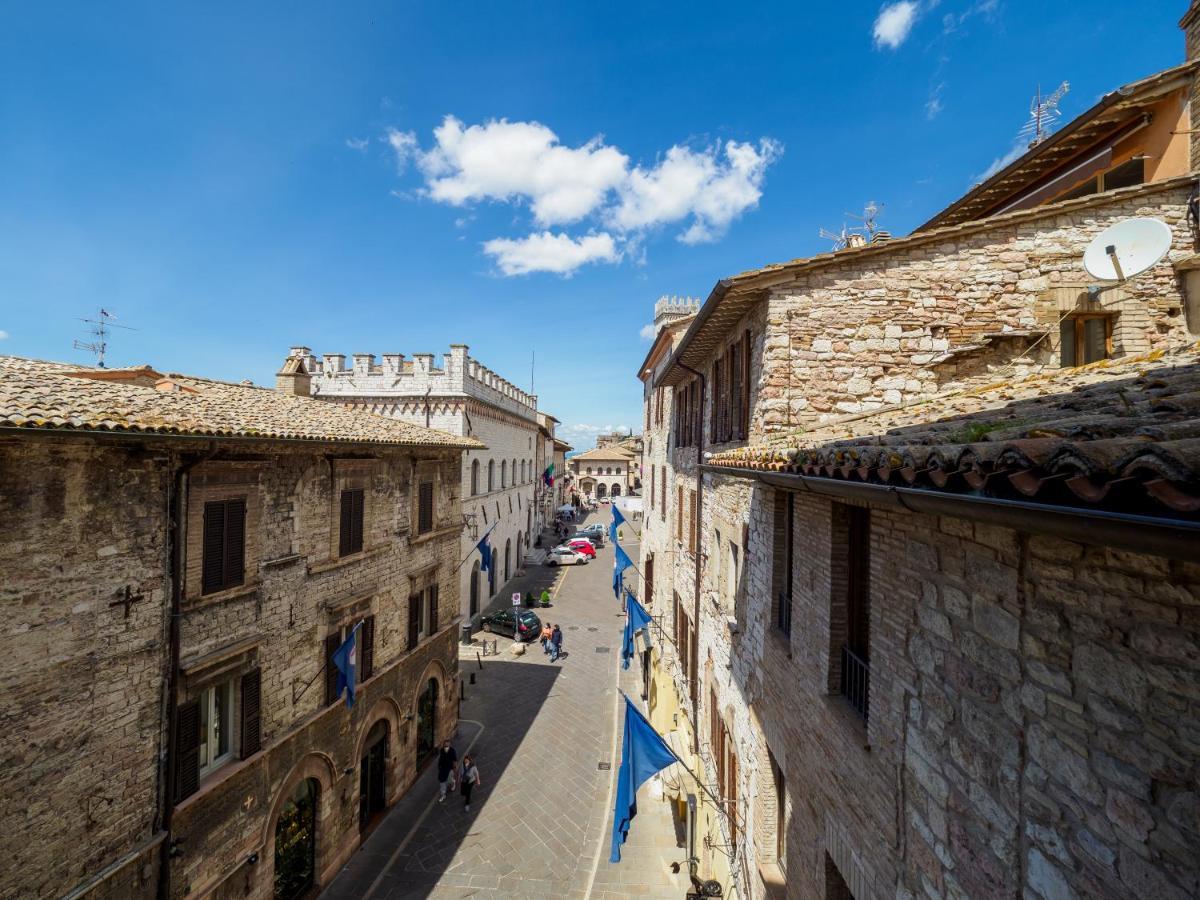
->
0, 356, 484, 449
709, 345, 1200, 517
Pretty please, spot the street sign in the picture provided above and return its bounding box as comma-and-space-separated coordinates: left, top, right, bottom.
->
512, 592, 522, 607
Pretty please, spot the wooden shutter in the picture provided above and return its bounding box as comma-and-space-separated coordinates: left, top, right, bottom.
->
728, 747, 740, 850
202, 501, 225, 594
688, 489, 697, 553
730, 340, 742, 440
240, 668, 262, 759
418, 481, 434, 534
339, 489, 364, 556
224, 498, 246, 589
360, 616, 375, 681
847, 507, 871, 660
174, 699, 201, 801
649, 467, 655, 509
740, 330, 751, 439
408, 593, 421, 649
324, 633, 341, 705
428, 585, 439, 634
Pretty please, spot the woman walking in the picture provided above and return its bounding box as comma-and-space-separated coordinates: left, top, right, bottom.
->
460, 754, 481, 811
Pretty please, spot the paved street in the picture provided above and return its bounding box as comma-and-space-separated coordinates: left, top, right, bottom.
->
320, 510, 686, 900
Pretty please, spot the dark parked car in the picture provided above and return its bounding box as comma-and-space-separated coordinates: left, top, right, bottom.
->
480, 608, 542, 641
574, 529, 604, 547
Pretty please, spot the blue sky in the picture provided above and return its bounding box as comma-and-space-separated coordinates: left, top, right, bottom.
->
0, 0, 1182, 448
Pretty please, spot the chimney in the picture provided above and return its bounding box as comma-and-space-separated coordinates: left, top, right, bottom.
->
275, 355, 312, 397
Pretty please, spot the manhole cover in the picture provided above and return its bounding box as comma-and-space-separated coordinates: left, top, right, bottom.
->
597, 761, 611, 770
587, 627, 599, 632
568, 625, 580, 631
595, 646, 610, 653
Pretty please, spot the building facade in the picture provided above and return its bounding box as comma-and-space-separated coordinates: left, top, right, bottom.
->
639, 18, 1200, 900
287, 345, 544, 623
0, 357, 478, 899
568, 445, 640, 500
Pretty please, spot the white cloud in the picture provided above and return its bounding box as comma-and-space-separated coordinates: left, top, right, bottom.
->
873, 1, 919, 49
415, 117, 628, 226
345, 137, 370, 151
381, 117, 782, 275
0, 330, 8, 340
925, 82, 945, 120
482, 231, 620, 276
639, 323, 656, 341
976, 140, 1027, 182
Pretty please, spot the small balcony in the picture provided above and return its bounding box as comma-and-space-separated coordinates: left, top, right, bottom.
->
840, 644, 869, 720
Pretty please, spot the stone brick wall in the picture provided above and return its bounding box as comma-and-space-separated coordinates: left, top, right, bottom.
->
0, 439, 169, 899
757, 183, 1196, 427
737, 485, 1200, 900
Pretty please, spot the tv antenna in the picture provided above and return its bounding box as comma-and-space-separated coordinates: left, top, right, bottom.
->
819, 223, 858, 251
74, 308, 136, 368
1082, 217, 1172, 287
847, 201, 885, 240
1018, 81, 1070, 148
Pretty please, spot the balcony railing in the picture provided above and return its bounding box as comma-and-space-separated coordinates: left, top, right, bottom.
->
840, 644, 869, 720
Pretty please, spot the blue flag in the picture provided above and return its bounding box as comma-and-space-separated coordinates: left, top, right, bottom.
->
609, 695, 678, 863
613, 542, 633, 597
331, 622, 361, 709
621, 592, 654, 670
476, 526, 494, 573
609, 505, 627, 544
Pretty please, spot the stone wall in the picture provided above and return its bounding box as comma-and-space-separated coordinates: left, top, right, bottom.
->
0, 439, 169, 899
757, 183, 1196, 426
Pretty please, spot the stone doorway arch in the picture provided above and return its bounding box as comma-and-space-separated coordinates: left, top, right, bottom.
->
596, 483, 608, 499
611, 483, 622, 497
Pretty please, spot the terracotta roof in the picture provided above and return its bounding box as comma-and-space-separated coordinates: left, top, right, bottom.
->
708, 345, 1200, 517
0, 356, 484, 449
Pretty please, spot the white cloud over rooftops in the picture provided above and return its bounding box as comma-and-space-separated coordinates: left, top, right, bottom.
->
873, 1, 919, 49
384, 117, 782, 275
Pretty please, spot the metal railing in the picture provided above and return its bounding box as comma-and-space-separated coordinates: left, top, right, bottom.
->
840, 644, 870, 720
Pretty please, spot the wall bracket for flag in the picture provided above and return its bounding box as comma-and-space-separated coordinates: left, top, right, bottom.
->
292, 658, 328, 705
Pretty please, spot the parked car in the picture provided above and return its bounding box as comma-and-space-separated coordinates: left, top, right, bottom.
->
565, 538, 597, 558
545, 547, 588, 566
480, 608, 542, 640
581, 524, 607, 544
572, 532, 602, 549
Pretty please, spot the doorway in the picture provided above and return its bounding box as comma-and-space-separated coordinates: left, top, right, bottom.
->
596, 483, 608, 499
470, 562, 480, 617
415, 677, 438, 766
359, 720, 389, 834
274, 778, 318, 900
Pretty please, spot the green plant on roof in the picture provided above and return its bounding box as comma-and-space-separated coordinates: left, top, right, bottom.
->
946, 418, 1027, 444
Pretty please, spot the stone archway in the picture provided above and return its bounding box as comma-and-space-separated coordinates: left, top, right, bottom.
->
596, 483, 608, 499
611, 483, 622, 497
263, 752, 337, 898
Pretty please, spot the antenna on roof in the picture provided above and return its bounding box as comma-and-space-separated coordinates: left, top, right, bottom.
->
73, 308, 136, 368
1018, 81, 1070, 148
846, 201, 885, 240
819, 223, 857, 251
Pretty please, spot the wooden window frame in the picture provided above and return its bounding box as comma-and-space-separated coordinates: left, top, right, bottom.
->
201, 497, 246, 595
1060, 313, 1114, 368
339, 487, 365, 557
417, 479, 435, 535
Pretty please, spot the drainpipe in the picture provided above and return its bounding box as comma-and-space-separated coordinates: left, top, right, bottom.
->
159, 443, 217, 900
679, 363, 705, 759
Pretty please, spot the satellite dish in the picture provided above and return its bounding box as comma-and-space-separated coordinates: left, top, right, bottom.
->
1083, 217, 1172, 282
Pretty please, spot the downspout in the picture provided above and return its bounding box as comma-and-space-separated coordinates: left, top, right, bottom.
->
679, 363, 705, 759
159, 443, 217, 900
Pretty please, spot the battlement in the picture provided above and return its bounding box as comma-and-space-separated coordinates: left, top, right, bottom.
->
287, 344, 538, 417
653, 295, 702, 330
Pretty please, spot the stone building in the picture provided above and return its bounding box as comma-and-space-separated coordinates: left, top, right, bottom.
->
0, 356, 479, 899
284, 345, 546, 623
639, 16, 1200, 900
568, 444, 639, 500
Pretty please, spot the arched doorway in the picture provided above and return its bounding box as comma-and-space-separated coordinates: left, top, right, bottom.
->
415, 678, 438, 766
504, 539, 512, 581
274, 778, 319, 900
596, 483, 608, 499
359, 720, 388, 834
612, 483, 622, 497
469, 561, 480, 617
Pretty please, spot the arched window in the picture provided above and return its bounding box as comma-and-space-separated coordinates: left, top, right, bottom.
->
520, 460, 526, 482
511, 459, 517, 485
275, 778, 319, 900
501, 460, 507, 488
488, 460, 495, 492
471, 459, 480, 495
586, 467, 592, 475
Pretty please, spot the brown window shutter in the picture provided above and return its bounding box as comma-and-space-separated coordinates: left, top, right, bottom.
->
740, 330, 752, 439
339, 489, 353, 556
202, 501, 226, 594
324, 632, 341, 705
240, 668, 262, 759
689, 489, 697, 553
174, 699, 202, 801
428, 585, 439, 634
360, 616, 375, 681
418, 481, 434, 534
408, 593, 421, 649
224, 498, 246, 590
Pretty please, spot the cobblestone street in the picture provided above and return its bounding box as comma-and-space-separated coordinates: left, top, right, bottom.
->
320, 511, 686, 900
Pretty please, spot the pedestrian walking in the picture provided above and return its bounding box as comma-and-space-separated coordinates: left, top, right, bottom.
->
540, 622, 553, 654
550, 623, 563, 662
436, 740, 458, 802
460, 754, 481, 811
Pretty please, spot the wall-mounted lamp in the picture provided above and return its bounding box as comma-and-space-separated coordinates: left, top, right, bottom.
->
246, 852, 259, 866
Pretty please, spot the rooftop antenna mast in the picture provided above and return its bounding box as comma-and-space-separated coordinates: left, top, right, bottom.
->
818, 222, 855, 251
847, 201, 885, 240
73, 308, 135, 368
1018, 81, 1070, 148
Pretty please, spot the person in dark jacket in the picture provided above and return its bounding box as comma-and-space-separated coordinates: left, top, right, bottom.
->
550, 624, 563, 662
460, 754, 481, 811
436, 740, 458, 802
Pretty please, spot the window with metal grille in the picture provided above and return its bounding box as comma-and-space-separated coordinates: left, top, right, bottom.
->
339, 488, 364, 556
772, 491, 794, 636
418, 480, 434, 534
839, 506, 871, 721
202, 498, 246, 594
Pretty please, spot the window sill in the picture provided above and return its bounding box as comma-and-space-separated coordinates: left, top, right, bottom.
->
758, 862, 787, 900
307, 544, 388, 576
186, 581, 261, 610
822, 692, 871, 751
410, 524, 460, 545
767, 625, 793, 660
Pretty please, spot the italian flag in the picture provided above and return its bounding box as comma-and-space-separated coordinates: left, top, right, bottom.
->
543, 463, 555, 487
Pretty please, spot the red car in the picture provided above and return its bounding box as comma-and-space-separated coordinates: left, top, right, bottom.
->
565, 538, 597, 558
